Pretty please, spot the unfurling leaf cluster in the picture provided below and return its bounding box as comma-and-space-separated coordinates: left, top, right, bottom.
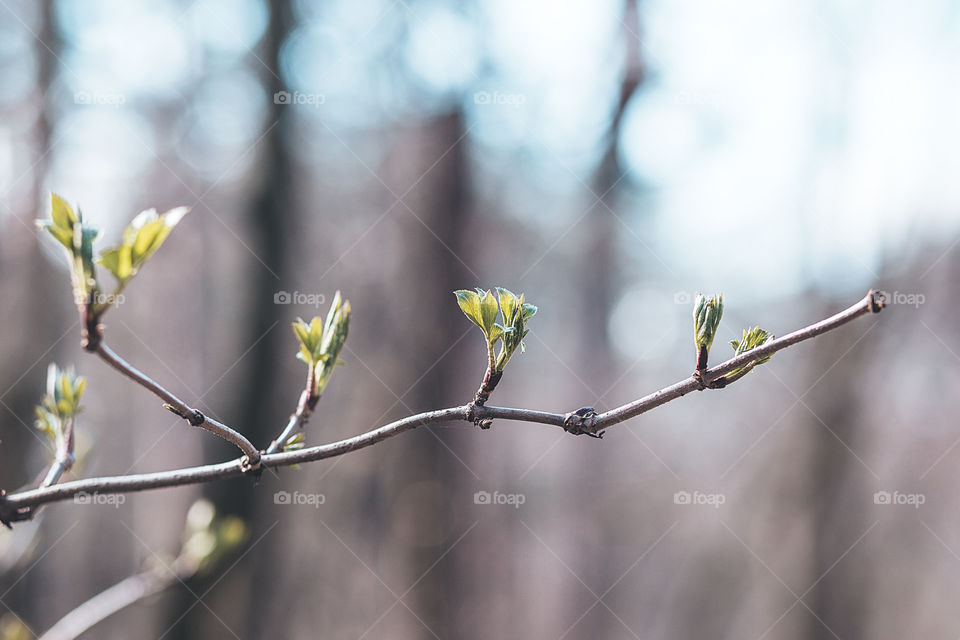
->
292, 291, 351, 396
37, 193, 188, 319
37, 194, 99, 310
454, 287, 537, 373
725, 326, 775, 383
99, 207, 189, 286
34, 363, 86, 452
689, 293, 775, 382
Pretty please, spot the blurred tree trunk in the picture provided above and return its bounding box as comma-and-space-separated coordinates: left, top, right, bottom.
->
376, 109, 475, 639
0, 0, 67, 624
804, 298, 871, 640
581, 1, 644, 637
577, 0, 643, 380
0, 0, 60, 494
170, 0, 294, 637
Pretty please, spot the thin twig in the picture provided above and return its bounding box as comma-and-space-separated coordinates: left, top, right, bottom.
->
38, 567, 175, 640
94, 342, 261, 465
0, 291, 883, 524
266, 362, 318, 455
40, 417, 75, 488
593, 289, 884, 428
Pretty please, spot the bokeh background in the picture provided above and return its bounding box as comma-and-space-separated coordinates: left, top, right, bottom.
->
1, 0, 959, 638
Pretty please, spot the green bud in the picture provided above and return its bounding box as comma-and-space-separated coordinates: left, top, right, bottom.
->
494, 287, 536, 372
693, 293, 723, 370
291, 291, 351, 396
34, 363, 85, 451
37, 193, 101, 310
724, 326, 775, 384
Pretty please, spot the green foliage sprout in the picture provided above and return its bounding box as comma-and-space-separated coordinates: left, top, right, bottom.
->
693, 293, 724, 370
454, 287, 537, 374
98, 206, 189, 292
725, 326, 775, 384
37, 194, 100, 311
291, 290, 351, 396
37, 193, 189, 319
34, 363, 86, 453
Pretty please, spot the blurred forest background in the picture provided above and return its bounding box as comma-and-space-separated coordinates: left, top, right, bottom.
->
1, 0, 959, 638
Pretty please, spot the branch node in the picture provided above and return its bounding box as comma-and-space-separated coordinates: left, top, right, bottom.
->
693, 371, 708, 390
239, 453, 263, 474
563, 407, 602, 438
80, 321, 103, 352
187, 410, 205, 427
868, 289, 886, 313
466, 403, 493, 429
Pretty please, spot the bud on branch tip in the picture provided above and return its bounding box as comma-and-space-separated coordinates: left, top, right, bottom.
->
37, 193, 190, 321
454, 287, 538, 375
455, 287, 537, 428
34, 363, 85, 459
291, 290, 351, 397
693, 293, 723, 372
724, 326, 775, 384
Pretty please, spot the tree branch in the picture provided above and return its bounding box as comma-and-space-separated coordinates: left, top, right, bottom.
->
38, 568, 173, 640
265, 361, 318, 455
0, 290, 884, 525
93, 341, 261, 466
40, 416, 75, 488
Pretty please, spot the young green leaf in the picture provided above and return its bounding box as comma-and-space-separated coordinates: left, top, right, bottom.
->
292, 320, 311, 350
454, 289, 485, 333
477, 288, 499, 336
724, 326, 775, 383
494, 288, 536, 372
291, 291, 351, 396
496, 287, 519, 325
97, 206, 189, 285
34, 363, 86, 452
50, 193, 77, 229
38, 194, 102, 308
